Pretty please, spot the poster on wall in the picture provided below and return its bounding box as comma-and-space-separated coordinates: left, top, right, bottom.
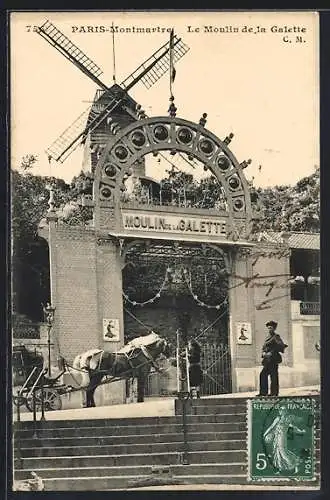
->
103, 318, 120, 342
236, 322, 252, 344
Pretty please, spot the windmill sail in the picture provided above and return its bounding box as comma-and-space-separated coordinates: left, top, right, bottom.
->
38, 20, 107, 89
121, 35, 189, 90
46, 95, 126, 162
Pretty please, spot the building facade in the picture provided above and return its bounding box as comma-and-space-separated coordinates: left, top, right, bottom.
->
37, 106, 320, 405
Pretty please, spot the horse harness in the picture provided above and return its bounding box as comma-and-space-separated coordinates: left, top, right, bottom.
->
83, 344, 161, 378
125, 344, 161, 374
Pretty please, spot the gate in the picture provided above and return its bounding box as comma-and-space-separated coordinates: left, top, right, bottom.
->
200, 343, 232, 395
144, 343, 232, 397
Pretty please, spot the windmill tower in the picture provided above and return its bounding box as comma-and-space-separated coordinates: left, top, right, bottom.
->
38, 20, 189, 183
82, 85, 143, 178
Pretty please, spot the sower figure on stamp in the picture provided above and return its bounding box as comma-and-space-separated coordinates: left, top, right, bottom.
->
258, 320, 288, 397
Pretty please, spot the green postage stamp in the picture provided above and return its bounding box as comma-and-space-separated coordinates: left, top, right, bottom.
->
247, 397, 317, 481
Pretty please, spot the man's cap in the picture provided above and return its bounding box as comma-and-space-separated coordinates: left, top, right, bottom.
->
266, 320, 278, 328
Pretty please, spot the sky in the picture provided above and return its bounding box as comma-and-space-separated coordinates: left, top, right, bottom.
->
10, 11, 319, 188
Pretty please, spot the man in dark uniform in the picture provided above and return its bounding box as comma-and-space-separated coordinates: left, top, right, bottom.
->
258, 321, 288, 397
188, 339, 203, 399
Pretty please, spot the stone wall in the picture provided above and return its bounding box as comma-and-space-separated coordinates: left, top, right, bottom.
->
39, 224, 125, 405
229, 244, 292, 392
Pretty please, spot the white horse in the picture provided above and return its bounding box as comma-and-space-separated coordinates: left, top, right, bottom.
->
72, 332, 171, 407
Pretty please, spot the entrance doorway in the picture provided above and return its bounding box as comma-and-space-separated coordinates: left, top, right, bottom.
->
122, 240, 232, 396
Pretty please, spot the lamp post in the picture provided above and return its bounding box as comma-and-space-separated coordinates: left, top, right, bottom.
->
176, 330, 190, 466
43, 303, 56, 377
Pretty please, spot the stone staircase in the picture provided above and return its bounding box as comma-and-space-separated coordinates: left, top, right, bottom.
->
14, 396, 320, 490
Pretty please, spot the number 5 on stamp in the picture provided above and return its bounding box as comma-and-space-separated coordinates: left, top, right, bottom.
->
247, 397, 316, 481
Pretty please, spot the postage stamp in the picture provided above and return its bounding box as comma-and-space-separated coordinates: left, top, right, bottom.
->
247, 397, 316, 481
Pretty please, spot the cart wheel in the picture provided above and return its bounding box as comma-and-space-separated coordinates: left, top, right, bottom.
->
26, 388, 62, 412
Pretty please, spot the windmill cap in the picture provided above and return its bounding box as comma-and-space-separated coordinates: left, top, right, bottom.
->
266, 321, 278, 328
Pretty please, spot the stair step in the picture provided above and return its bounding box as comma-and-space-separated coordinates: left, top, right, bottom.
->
15, 413, 246, 431
17, 450, 246, 468
177, 404, 246, 415
20, 442, 184, 457
16, 420, 246, 439
15, 462, 247, 480
14, 460, 321, 482
194, 395, 320, 404
191, 397, 250, 405
14, 411, 246, 430
19, 439, 246, 458
17, 430, 246, 448
15, 415, 180, 430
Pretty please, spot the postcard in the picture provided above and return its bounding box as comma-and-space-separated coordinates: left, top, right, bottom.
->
10, 10, 320, 491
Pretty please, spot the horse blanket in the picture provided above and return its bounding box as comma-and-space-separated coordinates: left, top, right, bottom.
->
118, 332, 159, 354
78, 349, 104, 370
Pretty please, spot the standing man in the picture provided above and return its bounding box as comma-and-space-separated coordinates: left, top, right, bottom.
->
258, 321, 288, 397
188, 339, 203, 399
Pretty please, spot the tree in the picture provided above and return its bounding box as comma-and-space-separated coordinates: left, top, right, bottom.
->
255, 167, 320, 232
12, 158, 72, 252
58, 170, 93, 225
11, 156, 71, 320
153, 167, 320, 232
20, 154, 38, 172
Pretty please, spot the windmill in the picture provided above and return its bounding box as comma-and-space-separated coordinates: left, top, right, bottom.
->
37, 20, 190, 168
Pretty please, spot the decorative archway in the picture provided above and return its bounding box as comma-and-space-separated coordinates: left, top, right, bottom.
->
93, 115, 256, 240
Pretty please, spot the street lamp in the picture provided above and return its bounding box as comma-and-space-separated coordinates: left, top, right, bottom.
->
43, 303, 56, 377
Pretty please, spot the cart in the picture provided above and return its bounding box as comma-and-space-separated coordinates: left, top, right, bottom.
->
13, 345, 64, 412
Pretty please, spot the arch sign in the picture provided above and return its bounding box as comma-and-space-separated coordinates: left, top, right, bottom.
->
93, 115, 257, 244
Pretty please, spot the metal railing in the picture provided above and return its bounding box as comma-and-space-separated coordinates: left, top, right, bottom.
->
13, 323, 40, 339
300, 302, 320, 315
15, 369, 47, 472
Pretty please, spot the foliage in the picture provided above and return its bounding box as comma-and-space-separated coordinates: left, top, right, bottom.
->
68, 163, 320, 233
12, 157, 71, 319
20, 154, 38, 172
12, 170, 70, 250
123, 168, 227, 209
255, 166, 320, 232
151, 167, 320, 232
60, 171, 94, 224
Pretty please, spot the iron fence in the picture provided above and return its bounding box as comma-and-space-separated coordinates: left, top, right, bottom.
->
200, 343, 232, 395
145, 343, 232, 397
